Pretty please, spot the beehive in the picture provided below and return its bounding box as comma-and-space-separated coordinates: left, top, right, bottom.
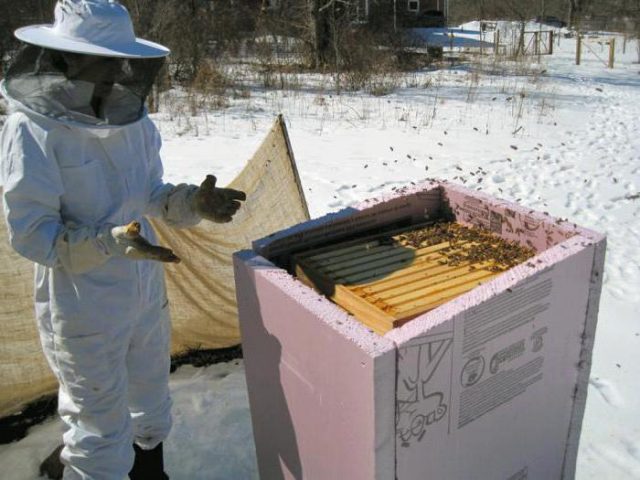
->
293, 222, 535, 334
235, 181, 606, 480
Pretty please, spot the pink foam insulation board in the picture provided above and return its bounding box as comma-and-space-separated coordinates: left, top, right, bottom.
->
234, 180, 606, 480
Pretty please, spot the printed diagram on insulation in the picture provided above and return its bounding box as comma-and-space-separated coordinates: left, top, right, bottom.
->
460, 356, 485, 387
396, 332, 453, 448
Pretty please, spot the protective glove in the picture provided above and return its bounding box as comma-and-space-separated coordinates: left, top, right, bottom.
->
192, 175, 247, 223
100, 221, 181, 263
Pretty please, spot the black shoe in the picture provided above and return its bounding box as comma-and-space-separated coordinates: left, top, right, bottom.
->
39, 444, 64, 480
129, 442, 169, 480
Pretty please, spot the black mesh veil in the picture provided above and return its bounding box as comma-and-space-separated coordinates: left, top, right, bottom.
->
2, 45, 165, 126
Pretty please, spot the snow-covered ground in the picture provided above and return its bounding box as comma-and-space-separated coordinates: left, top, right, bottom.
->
1, 24, 640, 479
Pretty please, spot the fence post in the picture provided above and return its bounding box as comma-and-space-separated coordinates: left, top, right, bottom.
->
576, 34, 582, 65
449, 33, 454, 65
609, 38, 615, 68
549, 31, 554, 55
495, 29, 500, 55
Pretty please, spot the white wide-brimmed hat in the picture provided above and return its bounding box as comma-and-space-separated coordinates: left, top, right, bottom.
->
14, 0, 170, 58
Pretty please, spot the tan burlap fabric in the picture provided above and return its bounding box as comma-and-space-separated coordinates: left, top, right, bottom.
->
0, 115, 309, 417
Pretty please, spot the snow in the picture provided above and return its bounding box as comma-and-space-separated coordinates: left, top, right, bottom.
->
1, 25, 640, 479
0, 362, 259, 480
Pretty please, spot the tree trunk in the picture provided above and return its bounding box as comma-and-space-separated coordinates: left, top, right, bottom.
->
568, 0, 592, 29
311, 0, 334, 69
567, 0, 578, 28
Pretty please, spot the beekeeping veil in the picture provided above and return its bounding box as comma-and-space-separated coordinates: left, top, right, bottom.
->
1, 0, 170, 126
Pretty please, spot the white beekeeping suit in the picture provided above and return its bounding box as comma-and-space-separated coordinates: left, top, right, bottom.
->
0, 1, 245, 479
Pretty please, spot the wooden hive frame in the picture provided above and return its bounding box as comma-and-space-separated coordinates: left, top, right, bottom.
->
293, 222, 532, 335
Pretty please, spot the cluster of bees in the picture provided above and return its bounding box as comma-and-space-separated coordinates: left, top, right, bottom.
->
398, 221, 536, 273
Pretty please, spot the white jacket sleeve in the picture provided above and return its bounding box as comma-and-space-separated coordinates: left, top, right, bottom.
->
144, 119, 202, 228
1, 115, 113, 274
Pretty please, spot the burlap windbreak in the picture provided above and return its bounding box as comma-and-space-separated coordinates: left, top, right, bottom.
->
0, 116, 309, 417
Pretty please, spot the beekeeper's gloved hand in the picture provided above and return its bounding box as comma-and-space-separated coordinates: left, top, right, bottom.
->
192, 175, 246, 223
100, 221, 180, 263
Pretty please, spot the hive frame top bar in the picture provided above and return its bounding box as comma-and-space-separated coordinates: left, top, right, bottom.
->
250, 179, 604, 343
292, 221, 538, 335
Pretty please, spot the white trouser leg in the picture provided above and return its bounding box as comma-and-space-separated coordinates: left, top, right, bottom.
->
49, 330, 135, 480
128, 302, 172, 450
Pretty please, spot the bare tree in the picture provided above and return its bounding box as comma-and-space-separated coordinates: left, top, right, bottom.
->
123, 0, 259, 82
0, 0, 56, 71
306, 0, 353, 68
567, 0, 587, 28
257, 0, 357, 70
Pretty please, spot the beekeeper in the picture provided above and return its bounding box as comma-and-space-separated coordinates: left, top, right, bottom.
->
0, 1, 246, 478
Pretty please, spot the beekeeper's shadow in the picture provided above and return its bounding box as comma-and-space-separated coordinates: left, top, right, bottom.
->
234, 252, 302, 480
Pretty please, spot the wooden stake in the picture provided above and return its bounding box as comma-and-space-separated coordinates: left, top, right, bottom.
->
609, 38, 615, 69
549, 31, 554, 55
576, 34, 582, 65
